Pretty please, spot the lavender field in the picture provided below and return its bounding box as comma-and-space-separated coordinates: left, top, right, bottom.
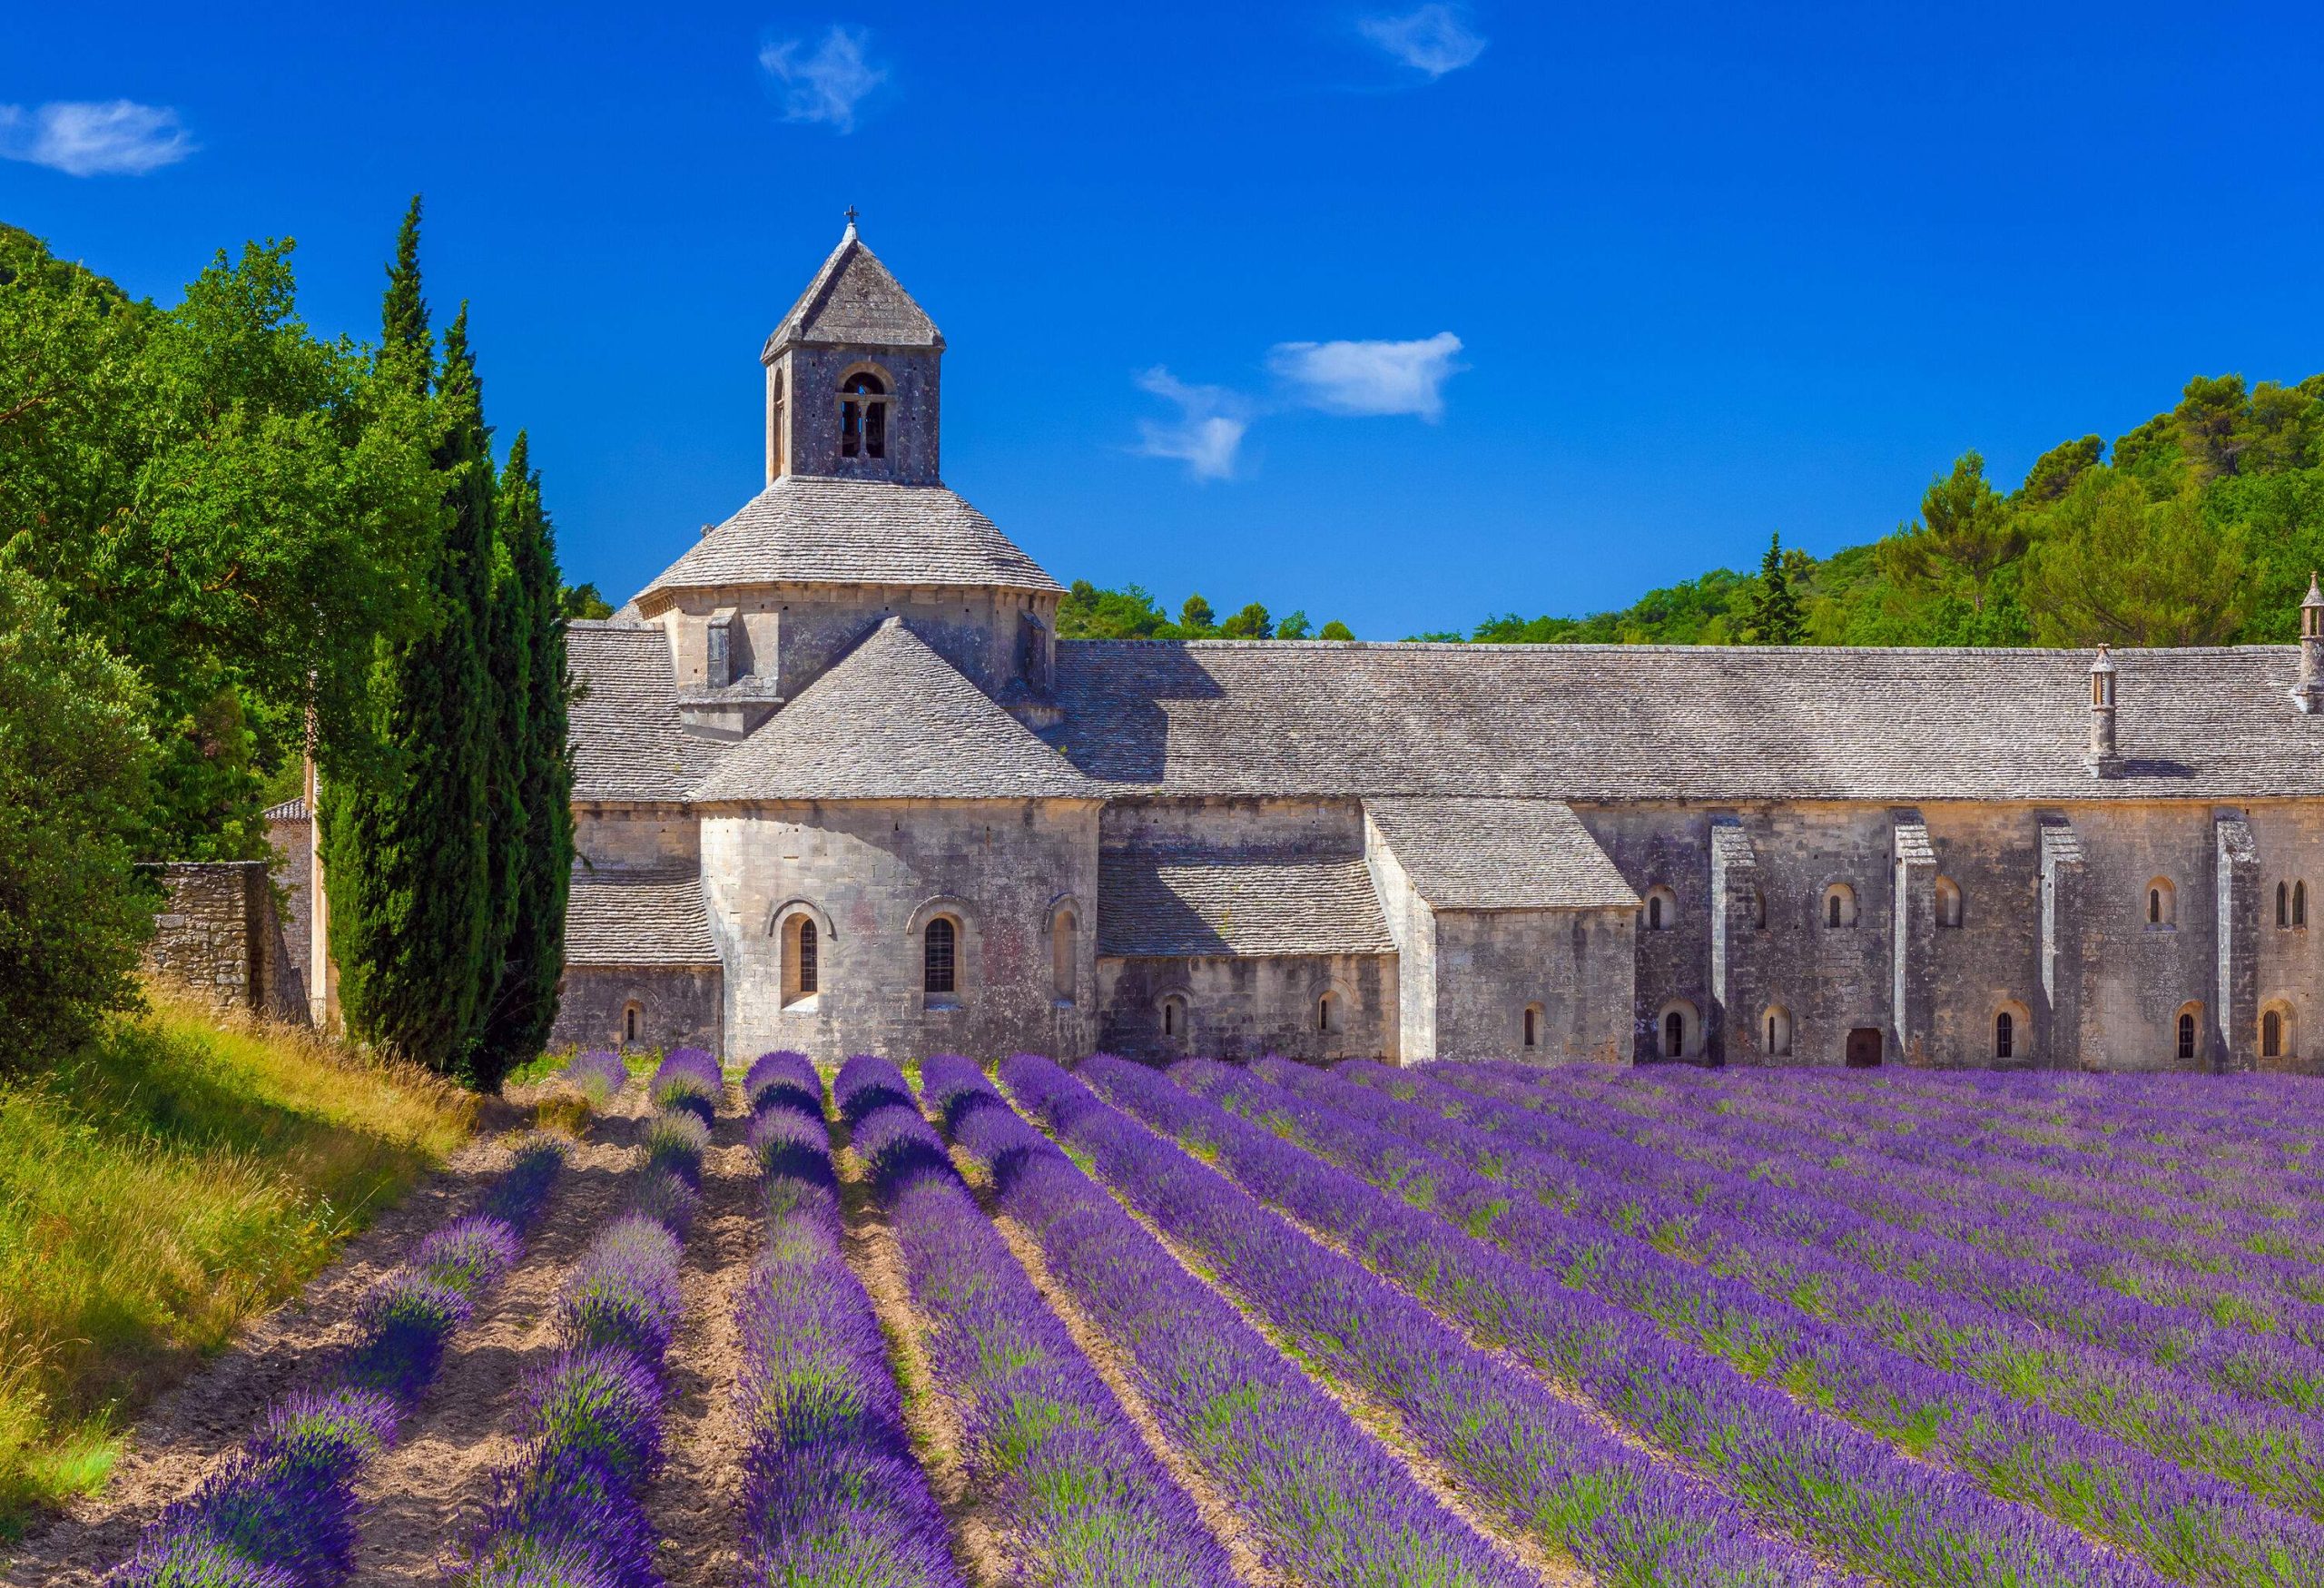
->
57, 1053, 2324, 1588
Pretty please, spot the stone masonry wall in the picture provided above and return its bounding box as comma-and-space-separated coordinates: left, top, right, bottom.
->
701, 797, 1101, 1065
141, 861, 305, 1022
1431, 907, 1633, 1063
1095, 952, 1396, 1062
549, 966, 722, 1055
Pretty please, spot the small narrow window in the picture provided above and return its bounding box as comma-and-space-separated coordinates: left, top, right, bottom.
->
623, 1001, 641, 1045
2177, 1011, 2197, 1060
2146, 878, 2176, 927
1051, 909, 1078, 1003
1663, 1010, 1685, 1060
1935, 877, 1963, 929
1316, 992, 1334, 1033
2265, 1009, 2283, 1058
840, 371, 888, 460
2150, 889, 2161, 924
1649, 895, 1663, 930
923, 917, 957, 995
1158, 992, 1188, 1047
2299, 883, 2309, 929
1994, 1011, 2014, 1060
1829, 895, 1842, 927
2280, 882, 2290, 928
1522, 1006, 1539, 1049
1762, 1004, 1793, 1057
796, 918, 818, 994
1165, 1001, 1176, 1036
1752, 888, 1767, 929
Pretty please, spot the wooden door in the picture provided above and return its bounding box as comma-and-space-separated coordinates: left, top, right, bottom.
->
1846, 1028, 1883, 1068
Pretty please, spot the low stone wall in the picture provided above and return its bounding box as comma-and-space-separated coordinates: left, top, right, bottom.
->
548, 965, 722, 1057
139, 862, 307, 1022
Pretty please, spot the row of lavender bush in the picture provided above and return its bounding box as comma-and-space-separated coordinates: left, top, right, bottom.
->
832, 1053, 1232, 1588
1535, 1063, 2324, 1344
1433, 1062, 2324, 1414
1197, 1057, 2324, 1586
1315, 1058, 2324, 1523
1076, 1054, 2166, 1588
455, 1050, 713, 1587
979, 1053, 1837, 1588
110, 1129, 571, 1588
732, 1050, 960, 1587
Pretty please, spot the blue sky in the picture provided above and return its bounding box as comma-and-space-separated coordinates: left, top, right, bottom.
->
8, 3, 2324, 637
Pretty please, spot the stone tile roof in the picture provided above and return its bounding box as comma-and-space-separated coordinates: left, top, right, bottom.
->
1098, 849, 1396, 957
1052, 641, 2324, 803
261, 796, 308, 823
763, 224, 942, 355
692, 617, 1096, 803
1365, 798, 1639, 910
635, 477, 1060, 604
565, 868, 720, 966
567, 622, 728, 804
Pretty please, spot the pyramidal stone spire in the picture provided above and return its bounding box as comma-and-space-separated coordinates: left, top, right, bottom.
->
760, 218, 946, 487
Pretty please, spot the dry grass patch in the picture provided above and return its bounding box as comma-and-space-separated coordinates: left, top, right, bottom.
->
0, 987, 476, 1536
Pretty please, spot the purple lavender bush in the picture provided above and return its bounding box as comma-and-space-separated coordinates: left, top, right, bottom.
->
832, 1056, 1239, 1588
562, 1050, 630, 1106
733, 1060, 961, 1587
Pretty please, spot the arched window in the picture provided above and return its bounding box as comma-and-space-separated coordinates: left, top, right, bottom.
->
1051, 908, 1078, 1004
1643, 886, 1678, 932
1158, 992, 1188, 1048
1752, 888, 1768, 929
622, 1001, 642, 1046
2177, 1009, 2199, 1061
1935, 876, 1963, 929
785, 915, 819, 1003
2262, 1001, 2299, 1062
1649, 894, 1663, 931
1994, 1010, 2014, 1060
839, 370, 888, 459
1521, 1004, 1541, 1049
2299, 883, 2309, 929
2279, 882, 2290, 928
1656, 1001, 1698, 1060
1316, 991, 1335, 1033
1823, 883, 1857, 928
2146, 878, 2176, 927
1762, 1004, 1793, 1057
923, 916, 957, 996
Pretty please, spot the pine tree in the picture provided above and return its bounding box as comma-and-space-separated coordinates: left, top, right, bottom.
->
324, 202, 496, 1081
1748, 531, 1804, 645
477, 431, 574, 1082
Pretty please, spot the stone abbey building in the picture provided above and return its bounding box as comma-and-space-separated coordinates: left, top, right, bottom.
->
546, 222, 2324, 1073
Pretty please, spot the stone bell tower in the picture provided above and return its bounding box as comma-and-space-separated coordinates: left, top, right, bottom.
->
762, 214, 945, 488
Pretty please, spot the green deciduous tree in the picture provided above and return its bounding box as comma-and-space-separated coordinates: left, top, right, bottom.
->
558, 581, 615, 620
2023, 472, 2248, 646
1317, 619, 1355, 641
0, 224, 438, 860
475, 432, 574, 1084
0, 566, 158, 1064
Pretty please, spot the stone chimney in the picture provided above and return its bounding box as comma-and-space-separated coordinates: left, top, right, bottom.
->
2293, 573, 2324, 715
2087, 645, 2122, 778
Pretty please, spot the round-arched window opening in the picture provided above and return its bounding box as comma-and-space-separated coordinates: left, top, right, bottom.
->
1823, 883, 1858, 929
1521, 1003, 1543, 1050
1051, 908, 1078, 1004
782, 913, 820, 1007
1762, 1004, 1793, 1057
622, 1000, 643, 1047
2147, 878, 2177, 928
923, 916, 958, 996
1643, 886, 1679, 932
2262, 1001, 2299, 1062
1935, 876, 1963, 929
2299, 883, 2309, 929
1656, 1001, 1699, 1060
1158, 992, 1188, 1049
839, 370, 890, 459
1316, 991, 1336, 1034
1991, 1000, 2033, 1062
2175, 1002, 2203, 1062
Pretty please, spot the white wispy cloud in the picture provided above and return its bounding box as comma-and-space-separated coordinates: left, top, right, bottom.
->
1358, 5, 1487, 77
1267, 332, 1465, 419
760, 25, 888, 133
1132, 367, 1252, 481
0, 101, 193, 176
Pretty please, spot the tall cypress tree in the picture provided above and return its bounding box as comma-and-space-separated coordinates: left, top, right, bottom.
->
476, 431, 574, 1081
325, 200, 497, 1081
